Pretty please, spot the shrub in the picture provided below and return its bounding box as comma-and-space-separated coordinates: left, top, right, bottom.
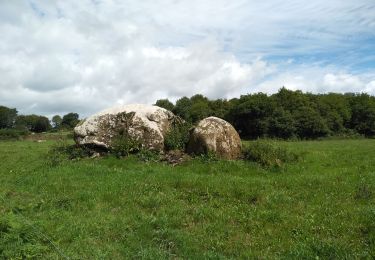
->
0, 129, 28, 140
64, 144, 93, 160
242, 140, 300, 168
46, 141, 92, 166
164, 121, 192, 151
136, 148, 161, 162
110, 134, 141, 158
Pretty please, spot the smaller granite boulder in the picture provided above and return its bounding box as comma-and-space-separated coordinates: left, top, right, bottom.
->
187, 117, 241, 160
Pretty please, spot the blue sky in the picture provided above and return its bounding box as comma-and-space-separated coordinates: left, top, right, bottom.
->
0, 0, 374, 117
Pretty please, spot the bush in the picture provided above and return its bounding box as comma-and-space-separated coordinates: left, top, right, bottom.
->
242, 140, 300, 168
0, 129, 28, 140
318, 129, 364, 140
46, 141, 92, 166
111, 134, 141, 158
136, 148, 161, 162
164, 121, 192, 151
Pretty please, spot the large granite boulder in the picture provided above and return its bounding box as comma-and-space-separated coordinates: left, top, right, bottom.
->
74, 104, 179, 151
187, 117, 241, 160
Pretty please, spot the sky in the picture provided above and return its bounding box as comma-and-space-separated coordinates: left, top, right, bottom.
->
0, 0, 374, 117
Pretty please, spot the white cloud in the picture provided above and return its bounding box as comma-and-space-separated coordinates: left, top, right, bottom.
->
255, 65, 375, 95
365, 81, 375, 93
323, 73, 364, 92
0, 37, 269, 116
0, 0, 374, 117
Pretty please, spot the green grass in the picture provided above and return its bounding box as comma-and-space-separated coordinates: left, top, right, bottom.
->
0, 138, 374, 259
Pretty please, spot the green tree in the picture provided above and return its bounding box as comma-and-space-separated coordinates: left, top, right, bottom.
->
293, 106, 330, 138
52, 115, 62, 129
155, 99, 174, 111
273, 87, 310, 112
173, 97, 192, 122
188, 94, 212, 123
190, 102, 211, 123
314, 93, 351, 133
155, 88, 375, 139
348, 94, 375, 136
15, 115, 51, 133
0, 106, 17, 129
208, 99, 231, 119
62, 113, 79, 129
229, 93, 275, 138
268, 108, 296, 139
33, 116, 51, 132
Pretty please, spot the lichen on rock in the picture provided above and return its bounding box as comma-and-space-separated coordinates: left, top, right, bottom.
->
74, 104, 179, 152
187, 116, 242, 160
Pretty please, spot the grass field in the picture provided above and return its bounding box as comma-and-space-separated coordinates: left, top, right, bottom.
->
0, 137, 374, 259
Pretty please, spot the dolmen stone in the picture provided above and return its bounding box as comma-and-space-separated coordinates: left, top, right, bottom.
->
187, 116, 241, 160
74, 104, 179, 152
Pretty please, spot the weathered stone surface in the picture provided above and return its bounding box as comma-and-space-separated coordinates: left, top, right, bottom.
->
187, 117, 241, 160
74, 104, 179, 151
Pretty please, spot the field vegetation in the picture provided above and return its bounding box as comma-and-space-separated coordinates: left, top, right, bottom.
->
0, 134, 374, 259
1, 88, 375, 258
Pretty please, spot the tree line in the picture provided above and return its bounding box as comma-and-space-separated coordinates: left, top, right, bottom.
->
155, 88, 375, 139
1, 88, 374, 139
0, 107, 79, 133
